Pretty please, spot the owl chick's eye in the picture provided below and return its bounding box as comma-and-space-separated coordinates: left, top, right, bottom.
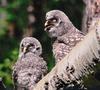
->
50, 18, 57, 23
27, 44, 35, 51
36, 47, 40, 50
28, 44, 35, 48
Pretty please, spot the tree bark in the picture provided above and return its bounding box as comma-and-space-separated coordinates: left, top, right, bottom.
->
82, 0, 100, 34
23, 0, 45, 38
23, 4, 35, 37
33, 18, 100, 90
0, 0, 7, 7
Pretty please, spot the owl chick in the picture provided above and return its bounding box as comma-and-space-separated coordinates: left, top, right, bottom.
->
12, 37, 47, 90
45, 10, 84, 63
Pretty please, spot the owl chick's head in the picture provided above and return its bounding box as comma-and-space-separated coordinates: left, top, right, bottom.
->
45, 10, 73, 38
19, 37, 42, 57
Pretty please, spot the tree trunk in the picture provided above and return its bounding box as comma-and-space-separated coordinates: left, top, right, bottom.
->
33, 18, 100, 90
0, 0, 7, 7
23, 4, 35, 37
82, 0, 100, 34
23, 0, 45, 38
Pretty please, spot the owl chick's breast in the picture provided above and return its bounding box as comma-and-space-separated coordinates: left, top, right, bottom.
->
53, 31, 84, 63
53, 43, 70, 63
13, 52, 47, 89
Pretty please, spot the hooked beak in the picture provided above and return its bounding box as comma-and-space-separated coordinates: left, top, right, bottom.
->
44, 21, 49, 27
19, 47, 27, 58
44, 21, 49, 31
23, 47, 27, 54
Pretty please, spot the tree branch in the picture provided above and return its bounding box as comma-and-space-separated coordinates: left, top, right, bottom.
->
33, 19, 100, 90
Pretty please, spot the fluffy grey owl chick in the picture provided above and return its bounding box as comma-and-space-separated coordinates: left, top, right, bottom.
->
12, 37, 47, 90
45, 10, 85, 63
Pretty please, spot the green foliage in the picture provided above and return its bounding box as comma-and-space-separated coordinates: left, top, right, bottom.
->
0, 36, 19, 86
0, 0, 30, 88
5, 0, 30, 28
0, 48, 19, 86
